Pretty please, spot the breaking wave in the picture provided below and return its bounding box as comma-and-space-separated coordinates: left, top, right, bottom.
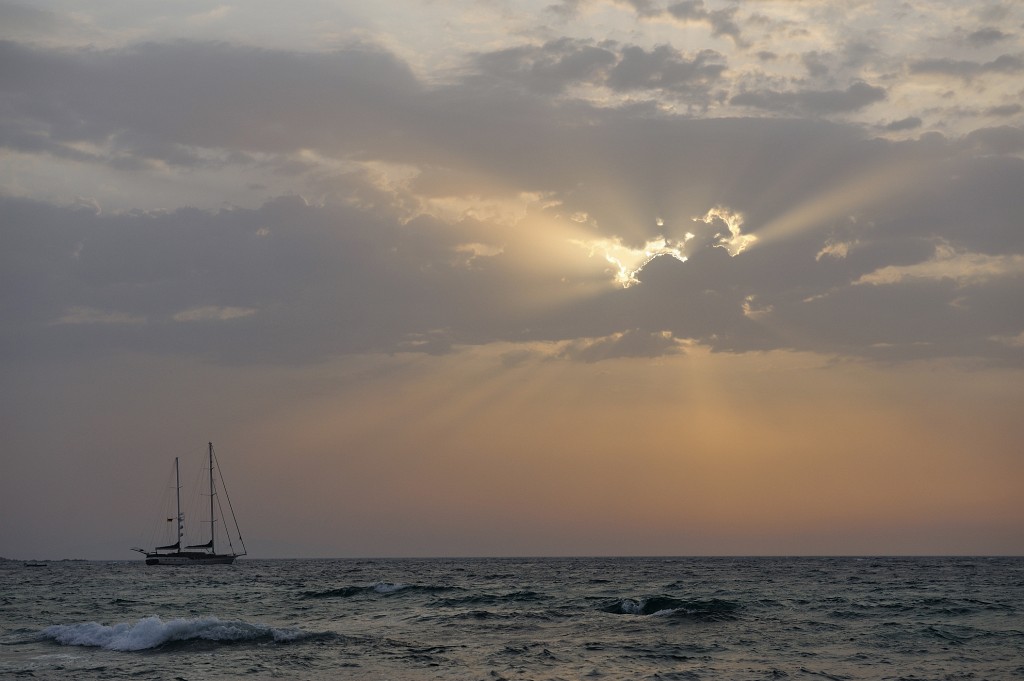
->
40, 616, 324, 651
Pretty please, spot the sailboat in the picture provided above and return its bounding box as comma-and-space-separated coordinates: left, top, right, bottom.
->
132, 443, 247, 565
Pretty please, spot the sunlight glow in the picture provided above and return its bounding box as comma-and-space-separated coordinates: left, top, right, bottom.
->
570, 207, 758, 287
753, 158, 940, 246
454, 242, 504, 268
694, 206, 757, 256
742, 295, 773, 320
816, 239, 853, 261
574, 234, 691, 288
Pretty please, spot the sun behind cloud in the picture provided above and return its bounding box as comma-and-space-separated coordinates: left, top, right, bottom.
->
570, 207, 758, 287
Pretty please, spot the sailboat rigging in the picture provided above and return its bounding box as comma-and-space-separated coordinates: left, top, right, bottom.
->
132, 442, 247, 565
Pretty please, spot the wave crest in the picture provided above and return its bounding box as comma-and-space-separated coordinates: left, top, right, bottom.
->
41, 616, 317, 651
302, 582, 455, 599
600, 597, 740, 620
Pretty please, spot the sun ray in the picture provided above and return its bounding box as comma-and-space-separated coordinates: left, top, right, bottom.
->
752, 156, 944, 246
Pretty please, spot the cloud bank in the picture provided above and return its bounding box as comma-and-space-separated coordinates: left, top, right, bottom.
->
0, 1, 1022, 369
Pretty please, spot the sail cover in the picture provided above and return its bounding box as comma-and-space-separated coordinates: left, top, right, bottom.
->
186, 540, 214, 549
155, 541, 180, 551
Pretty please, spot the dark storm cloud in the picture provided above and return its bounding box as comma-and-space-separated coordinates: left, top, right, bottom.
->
2, 38, 1023, 366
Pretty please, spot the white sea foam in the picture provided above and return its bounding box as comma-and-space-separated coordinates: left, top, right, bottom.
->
373, 582, 407, 594
618, 599, 642, 615
650, 608, 678, 617
42, 616, 305, 651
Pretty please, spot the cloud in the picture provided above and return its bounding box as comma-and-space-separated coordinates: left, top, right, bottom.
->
693, 207, 757, 257
965, 27, 1012, 48
474, 38, 618, 94
474, 39, 726, 99
854, 242, 1024, 287
985, 104, 1023, 117
730, 81, 887, 115
0, 39, 423, 165
569, 206, 756, 289
666, 1, 744, 45
2, 35, 1023, 367
172, 306, 257, 322
549, 0, 673, 21
454, 242, 505, 267
816, 240, 854, 261
962, 126, 1024, 154
910, 54, 1024, 79
557, 329, 685, 362
6, 117, 1023, 364
573, 234, 690, 288
546, 0, 579, 18
884, 116, 923, 131
606, 45, 727, 95
991, 330, 1024, 348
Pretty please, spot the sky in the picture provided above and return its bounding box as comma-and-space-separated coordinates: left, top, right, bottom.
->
1, 0, 1022, 560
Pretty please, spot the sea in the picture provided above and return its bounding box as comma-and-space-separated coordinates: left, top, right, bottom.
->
1, 557, 1022, 680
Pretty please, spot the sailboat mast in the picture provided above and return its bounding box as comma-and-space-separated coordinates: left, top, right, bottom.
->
175, 457, 182, 546
209, 442, 215, 553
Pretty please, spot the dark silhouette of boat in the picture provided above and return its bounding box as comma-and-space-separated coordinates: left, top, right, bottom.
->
132, 443, 246, 565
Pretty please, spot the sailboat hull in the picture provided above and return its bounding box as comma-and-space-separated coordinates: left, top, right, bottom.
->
145, 552, 237, 566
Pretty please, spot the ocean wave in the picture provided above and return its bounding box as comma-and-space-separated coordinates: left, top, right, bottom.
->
40, 616, 322, 651
600, 597, 740, 620
301, 582, 456, 599
301, 585, 366, 599
372, 581, 407, 594
430, 591, 545, 608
